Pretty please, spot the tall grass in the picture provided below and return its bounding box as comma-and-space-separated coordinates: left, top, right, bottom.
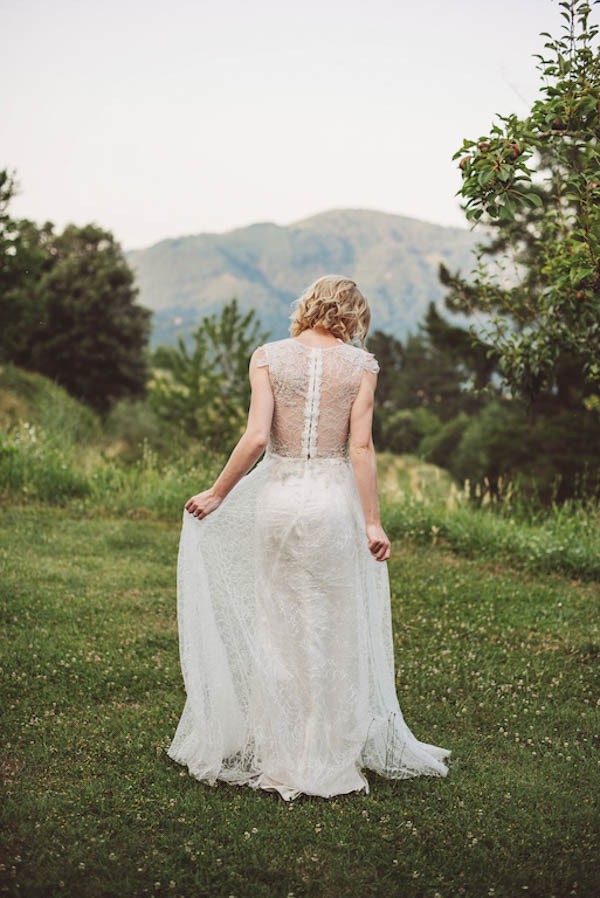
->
0, 425, 223, 516
381, 493, 600, 581
2, 363, 599, 580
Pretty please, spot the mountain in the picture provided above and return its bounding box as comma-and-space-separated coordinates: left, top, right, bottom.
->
125, 208, 478, 347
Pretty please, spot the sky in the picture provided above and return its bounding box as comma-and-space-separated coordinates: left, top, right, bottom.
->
1, 0, 583, 251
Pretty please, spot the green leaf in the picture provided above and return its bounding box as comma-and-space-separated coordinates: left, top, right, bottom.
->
478, 169, 496, 187
570, 266, 595, 285
525, 193, 544, 207
498, 202, 515, 221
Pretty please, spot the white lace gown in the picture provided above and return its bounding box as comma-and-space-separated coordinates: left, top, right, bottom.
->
166, 336, 452, 800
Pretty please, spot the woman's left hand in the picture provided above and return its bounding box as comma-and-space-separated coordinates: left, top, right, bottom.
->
185, 488, 223, 520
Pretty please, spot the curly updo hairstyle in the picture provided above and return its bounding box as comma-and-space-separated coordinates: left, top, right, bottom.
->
289, 275, 372, 347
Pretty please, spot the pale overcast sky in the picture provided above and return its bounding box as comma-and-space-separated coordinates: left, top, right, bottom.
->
2, 0, 581, 250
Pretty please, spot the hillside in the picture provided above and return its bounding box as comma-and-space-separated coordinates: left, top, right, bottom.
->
125, 208, 477, 346
0, 364, 99, 442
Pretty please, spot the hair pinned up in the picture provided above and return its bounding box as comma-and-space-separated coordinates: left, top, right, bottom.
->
289, 275, 372, 347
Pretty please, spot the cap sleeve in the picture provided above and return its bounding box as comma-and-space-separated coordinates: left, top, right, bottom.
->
361, 350, 380, 374
254, 345, 269, 367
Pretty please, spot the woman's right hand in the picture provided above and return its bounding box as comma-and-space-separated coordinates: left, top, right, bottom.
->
185, 488, 223, 520
366, 522, 391, 561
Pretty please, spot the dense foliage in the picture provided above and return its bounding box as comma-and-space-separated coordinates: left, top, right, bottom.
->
367, 308, 600, 504
450, 0, 600, 397
0, 171, 151, 413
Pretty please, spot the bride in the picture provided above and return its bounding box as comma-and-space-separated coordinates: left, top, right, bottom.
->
166, 274, 452, 800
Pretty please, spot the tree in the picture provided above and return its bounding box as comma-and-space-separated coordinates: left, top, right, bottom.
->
450, 397, 600, 504
30, 224, 152, 414
422, 301, 501, 395
450, 0, 600, 399
364, 329, 404, 447
0, 170, 52, 363
150, 298, 271, 452
386, 330, 473, 423
365, 323, 496, 455
0, 170, 152, 414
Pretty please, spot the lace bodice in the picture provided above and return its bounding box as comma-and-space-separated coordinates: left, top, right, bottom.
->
255, 337, 380, 459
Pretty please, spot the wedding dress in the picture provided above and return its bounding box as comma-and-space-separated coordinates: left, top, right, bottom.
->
166, 336, 452, 800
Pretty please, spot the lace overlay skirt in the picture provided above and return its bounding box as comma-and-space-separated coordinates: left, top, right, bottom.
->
166, 449, 452, 800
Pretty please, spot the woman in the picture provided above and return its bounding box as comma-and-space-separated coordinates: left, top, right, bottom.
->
167, 274, 452, 800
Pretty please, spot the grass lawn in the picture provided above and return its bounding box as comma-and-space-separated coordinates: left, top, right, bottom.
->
0, 505, 598, 898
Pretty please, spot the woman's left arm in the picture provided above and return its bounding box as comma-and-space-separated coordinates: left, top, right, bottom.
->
185, 348, 274, 520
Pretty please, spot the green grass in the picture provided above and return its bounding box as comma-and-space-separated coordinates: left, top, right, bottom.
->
0, 364, 100, 446
1, 506, 598, 898
380, 493, 600, 581
378, 452, 600, 580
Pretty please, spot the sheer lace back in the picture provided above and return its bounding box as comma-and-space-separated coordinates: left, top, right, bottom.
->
255, 338, 380, 459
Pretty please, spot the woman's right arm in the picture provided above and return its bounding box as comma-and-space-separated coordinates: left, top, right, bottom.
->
184, 348, 273, 519
348, 370, 391, 562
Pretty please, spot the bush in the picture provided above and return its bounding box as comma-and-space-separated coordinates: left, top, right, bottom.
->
419, 412, 470, 468
103, 398, 183, 461
382, 407, 440, 454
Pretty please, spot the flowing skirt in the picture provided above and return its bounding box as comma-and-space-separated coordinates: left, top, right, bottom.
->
166, 449, 452, 800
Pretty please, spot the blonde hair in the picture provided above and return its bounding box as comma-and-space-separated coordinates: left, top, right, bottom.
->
289, 275, 372, 347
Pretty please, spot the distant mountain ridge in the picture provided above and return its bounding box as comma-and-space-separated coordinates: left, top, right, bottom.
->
125, 208, 477, 346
